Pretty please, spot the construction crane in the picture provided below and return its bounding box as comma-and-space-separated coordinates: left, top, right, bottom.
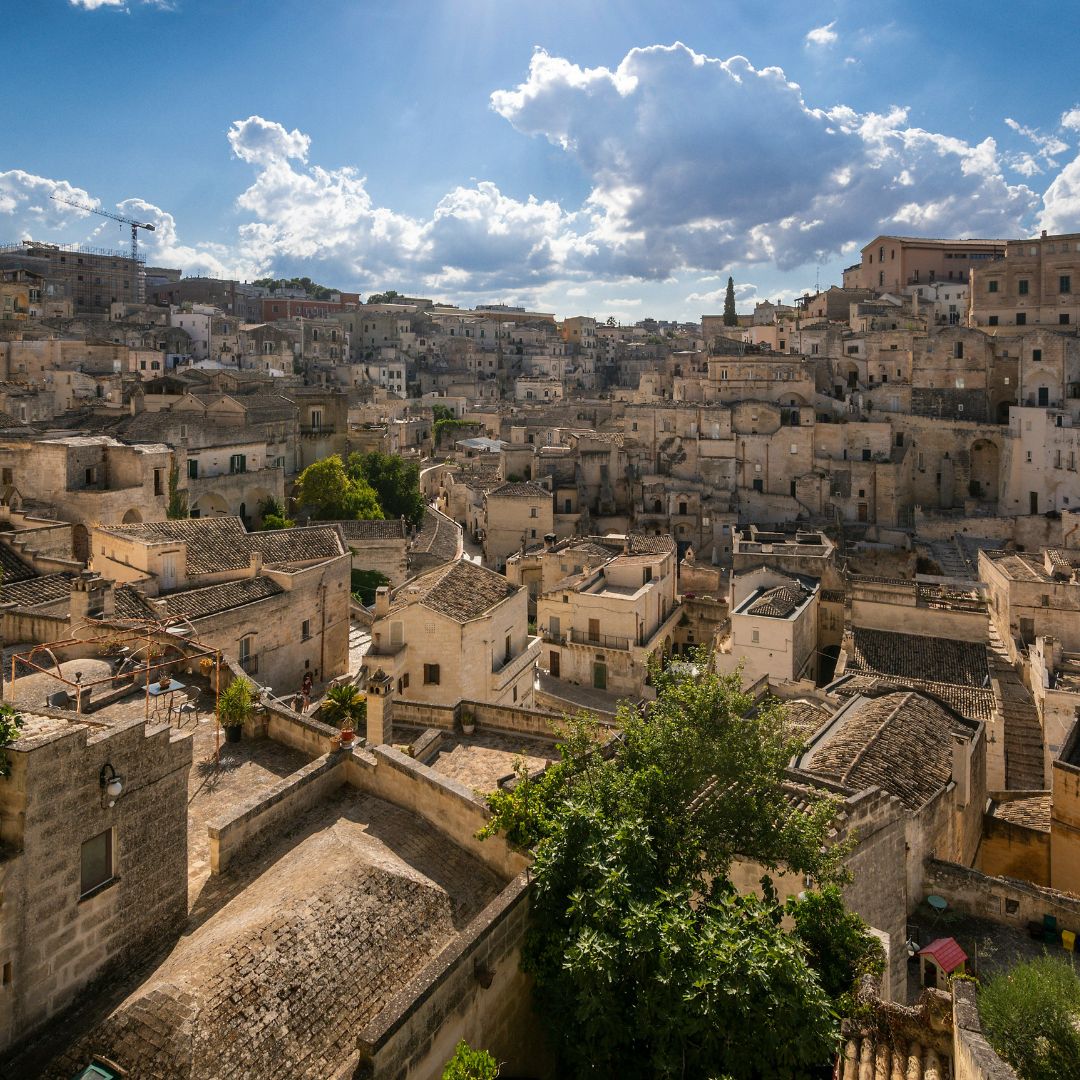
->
49, 193, 156, 264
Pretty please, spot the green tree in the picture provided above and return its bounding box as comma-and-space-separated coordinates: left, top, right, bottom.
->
723, 275, 738, 326
980, 955, 1080, 1080
351, 568, 390, 605
442, 1040, 499, 1080
257, 496, 294, 530
347, 451, 425, 526
294, 455, 383, 521
366, 290, 403, 304
483, 650, 861, 1078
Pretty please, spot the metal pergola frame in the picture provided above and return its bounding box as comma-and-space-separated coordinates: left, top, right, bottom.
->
8, 614, 226, 760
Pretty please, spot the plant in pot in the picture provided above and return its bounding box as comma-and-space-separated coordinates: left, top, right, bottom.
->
321, 683, 366, 749
218, 676, 254, 744
461, 710, 475, 736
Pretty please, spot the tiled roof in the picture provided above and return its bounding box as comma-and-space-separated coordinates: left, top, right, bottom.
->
113, 586, 158, 621
0, 572, 73, 608
627, 533, 675, 554
98, 517, 345, 575
158, 575, 284, 620
830, 672, 994, 723
409, 508, 461, 563
989, 793, 1051, 831
801, 691, 975, 811
782, 699, 832, 741
391, 558, 518, 622
0, 539, 40, 584
848, 627, 989, 689
337, 519, 408, 542
486, 482, 550, 499
745, 583, 813, 618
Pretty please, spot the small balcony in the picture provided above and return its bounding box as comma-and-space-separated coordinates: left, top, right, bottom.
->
300, 424, 336, 437
239, 655, 259, 676
567, 628, 631, 651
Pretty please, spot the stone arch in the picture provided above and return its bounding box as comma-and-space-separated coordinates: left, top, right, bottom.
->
191, 491, 230, 518
969, 438, 1000, 502
121, 508, 142, 524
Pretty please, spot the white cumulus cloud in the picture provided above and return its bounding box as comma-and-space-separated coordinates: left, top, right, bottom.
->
805, 21, 838, 47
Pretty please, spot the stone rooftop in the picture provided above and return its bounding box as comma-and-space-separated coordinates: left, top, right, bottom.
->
987, 792, 1051, 831
408, 507, 461, 565
394, 725, 560, 794
848, 627, 990, 689
336, 519, 409, 542
799, 690, 978, 812
390, 558, 518, 622
486, 481, 551, 499
830, 672, 995, 724
98, 517, 346, 575
740, 581, 816, 619
34, 788, 501, 1080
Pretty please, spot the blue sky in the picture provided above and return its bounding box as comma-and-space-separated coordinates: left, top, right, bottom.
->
5, 0, 1080, 320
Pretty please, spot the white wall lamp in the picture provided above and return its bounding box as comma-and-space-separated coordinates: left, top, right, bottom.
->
99, 763, 124, 807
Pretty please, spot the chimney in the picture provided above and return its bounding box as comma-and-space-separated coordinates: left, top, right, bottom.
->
544, 532, 557, 550
70, 570, 107, 623
951, 733, 971, 807
365, 667, 394, 746
249, 550, 262, 576
375, 586, 391, 617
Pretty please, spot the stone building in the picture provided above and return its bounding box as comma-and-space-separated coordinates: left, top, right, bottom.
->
970, 230, 1080, 330
537, 533, 681, 699
845, 235, 1005, 294
483, 480, 554, 571
366, 558, 540, 708
90, 517, 351, 692
0, 707, 191, 1054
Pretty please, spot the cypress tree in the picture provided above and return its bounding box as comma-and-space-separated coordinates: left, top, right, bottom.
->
723, 276, 738, 326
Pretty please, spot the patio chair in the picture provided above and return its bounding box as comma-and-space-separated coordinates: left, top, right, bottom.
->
176, 693, 200, 726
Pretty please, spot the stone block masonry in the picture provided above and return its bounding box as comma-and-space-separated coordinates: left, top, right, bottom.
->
0, 712, 192, 1056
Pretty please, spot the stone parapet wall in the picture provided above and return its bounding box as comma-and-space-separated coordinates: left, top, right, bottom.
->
207, 753, 347, 874
952, 980, 1018, 1080
925, 856, 1080, 930
348, 745, 528, 882
351, 871, 553, 1080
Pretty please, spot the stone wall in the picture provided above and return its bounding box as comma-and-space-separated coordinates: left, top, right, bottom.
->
924, 856, 1080, 931
208, 754, 347, 874
952, 980, 1019, 1080
348, 746, 529, 882
350, 872, 553, 1080
0, 715, 191, 1055
978, 797, 1051, 886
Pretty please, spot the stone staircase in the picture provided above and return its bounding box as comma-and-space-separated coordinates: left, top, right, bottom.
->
986, 619, 1045, 790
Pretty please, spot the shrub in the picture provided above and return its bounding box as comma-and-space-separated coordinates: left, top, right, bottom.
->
442, 1040, 498, 1080
980, 954, 1080, 1080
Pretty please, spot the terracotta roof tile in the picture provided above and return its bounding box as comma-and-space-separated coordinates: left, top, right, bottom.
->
801, 691, 976, 811
391, 559, 518, 622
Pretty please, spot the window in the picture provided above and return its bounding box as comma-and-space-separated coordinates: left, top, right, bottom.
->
1061, 314, 1071, 325
988, 316, 999, 326
1061, 275, 1072, 294
751, 629, 760, 643
229, 453, 247, 474
530, 507, 538, 518
188, 459, 198, 479
301, 619, 311, 641
1016, 313, 1026, 326
504, 634, 512, 664
1033, 348, 1043, 363
954, 342, 964, 360
988, 280, 999, 293
80, 829, 114, 898
153, 469, 164, 496
1018, 279, 1029, 295
423, 663, 440, 685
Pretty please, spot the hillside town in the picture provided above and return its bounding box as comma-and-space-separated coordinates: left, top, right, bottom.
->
2, 227, 1080, 1077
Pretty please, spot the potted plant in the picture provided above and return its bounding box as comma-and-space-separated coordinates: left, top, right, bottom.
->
321, 683, 366, 749
199, 656, 215, 677
461, 711, 476, 736
218, 676, 254, 744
